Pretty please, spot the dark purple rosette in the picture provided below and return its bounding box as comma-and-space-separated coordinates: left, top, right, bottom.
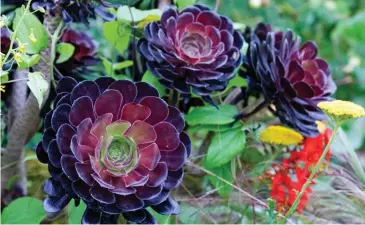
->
138, 4, 244, 97
31, 0, 117, 24
243, 23, 336, 136
36, 77, 190, 224
56, 28, 99, 75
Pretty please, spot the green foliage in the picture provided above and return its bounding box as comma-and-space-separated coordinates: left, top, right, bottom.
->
117, 6, 162, 22
13, 7, 48, 54
188, 122, 242, 133
103, 21, 131, 55
147, 208, 174, 224
101, 57, 134, 79
226, 75, 247, 89
27, 72, 48, 108
205, 127, 246, 169
185, 105, 238, 126
206, 162, 234, 198
114, 60, 134, 70
1, 197, 46, 224
175, 0, 197, 10
141, 70, 167, 97
265, 198, 279, 223
68, 200, 86, 224
1, 71, 9, 83
56, 43, 75, 64
17, 54, 41, 69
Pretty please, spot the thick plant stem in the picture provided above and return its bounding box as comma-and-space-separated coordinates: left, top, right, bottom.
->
1, 12, 62, 194
6, 70, 28, 130
280, 125, 340, 223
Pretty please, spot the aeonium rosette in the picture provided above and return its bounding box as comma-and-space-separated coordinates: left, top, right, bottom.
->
56, 28, 99, 76
138, 4, 244, 97
243, 23, 336, 137
36, 77, 191, 224
32, 0, 117, 24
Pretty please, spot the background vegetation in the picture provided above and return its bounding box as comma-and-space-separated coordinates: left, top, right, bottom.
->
1, 0, 365, 224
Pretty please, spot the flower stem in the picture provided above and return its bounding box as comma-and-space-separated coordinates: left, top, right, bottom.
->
279, 125, 340, 223
214, 0, 221, 12
50, 20, 64, 89
3, 0, 32, 64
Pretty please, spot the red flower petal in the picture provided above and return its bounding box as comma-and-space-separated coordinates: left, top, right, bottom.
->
56, 124, 75, 155
146, 162, 168, 187
166, 106, 185, 133
116, 194, 144, 212
123, 170, 149, 187
60, 155, 78, 181
108, 80, 137, 105
121, 103, 151, 124
90, 113, 113, 138
90, 183, 115, 204
94, 89, 123, 121
124, 121, 157, 145
75, 162, 94, 185
196, 11, 221, 28
160, 142, 187, 170
139, 97, 169, 126
110, 177, 136, 195
154, 122, 180, 151
71, 136, 94, 162
139, 143, 161, 170
76, 118, 98, 147
70, 96, 95, 127
135, 185, 162, 200
135, 82, 159, 103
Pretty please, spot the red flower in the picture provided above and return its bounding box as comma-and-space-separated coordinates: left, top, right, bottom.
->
286, 128, 332, 169
270, 168, 314, 213
270, 128, 332, 213
288, 168, 314, 213
271, 172, 292, 212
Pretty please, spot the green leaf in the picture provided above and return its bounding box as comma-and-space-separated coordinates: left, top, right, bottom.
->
13, 7, 48, 54
185, 105, 238, 126
226, 75, 247, 89
113, 60, 133, 70
101, 57, 114, 76
147, 208, 174, 224
17, 54, 41, 69
0, 71, 9, 83
332, 11, 365, 46
103, 21, 131, 54
205, 127, 246, 169
27, 72, 48, 108
117, 6, 162, 22
1, 197, 46, 224
206, 162, 234, 198
188, 122, 242, 133
68, 200, 86, 224
142, 70, 167, 97
56, 43, 75, 64
178, 204, 200, 224
175, 0, 196, 10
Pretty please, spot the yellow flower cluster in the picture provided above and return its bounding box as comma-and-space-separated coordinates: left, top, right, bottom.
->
318, 100, 365, 121
259, 125, 304, 146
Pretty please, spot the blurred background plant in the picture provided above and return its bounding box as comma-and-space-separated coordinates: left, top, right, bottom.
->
1, 0, 365, 224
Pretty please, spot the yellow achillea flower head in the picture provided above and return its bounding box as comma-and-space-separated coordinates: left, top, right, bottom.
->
315, 121, 326, 133
260, 125, 304, 146
318, 100, 365, 122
